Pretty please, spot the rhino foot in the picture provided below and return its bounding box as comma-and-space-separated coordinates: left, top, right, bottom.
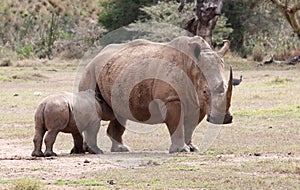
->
44, 151, 57, 157
87, 147, 104, 154
70, 146, 85, 154
188, 143, 199, 152
31, 150, 44, 157
111, 144, 130, 152
169, 144, 190, 153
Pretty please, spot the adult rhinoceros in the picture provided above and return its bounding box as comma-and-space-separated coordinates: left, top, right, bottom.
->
79, 36, 233, 153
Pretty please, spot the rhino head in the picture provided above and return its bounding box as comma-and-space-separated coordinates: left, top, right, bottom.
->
187, 37, 233, 124
206, 66, 233, 124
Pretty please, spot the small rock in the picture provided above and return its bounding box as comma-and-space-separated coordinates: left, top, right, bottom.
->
268, 126, 272, 129
34, 91, 42, 96
216, 155, 222, 159
253, 153, 261, 156
107, 180, 116, 185
287, 152, 292, 155
84, 159, 90, 163
13, 93, 19, 96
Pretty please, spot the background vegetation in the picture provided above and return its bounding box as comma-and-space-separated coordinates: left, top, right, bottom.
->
0, 0, 299, 62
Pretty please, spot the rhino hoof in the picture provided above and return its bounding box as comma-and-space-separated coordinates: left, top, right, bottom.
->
111, 144, 130, 152
31, 150, 44, 157
169, 144, 191, 153
70, 147, 85, 154
188, 143, 199, 152
44, 151, 57, 157
87, 147, 104, 154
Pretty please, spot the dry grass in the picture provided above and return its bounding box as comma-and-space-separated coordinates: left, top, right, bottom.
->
0, 60, 299, 189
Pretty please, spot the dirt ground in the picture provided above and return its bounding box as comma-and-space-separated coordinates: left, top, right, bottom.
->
0, 60, 299, 189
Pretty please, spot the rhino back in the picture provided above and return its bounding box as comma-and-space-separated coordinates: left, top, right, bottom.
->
79, 40, 152, 92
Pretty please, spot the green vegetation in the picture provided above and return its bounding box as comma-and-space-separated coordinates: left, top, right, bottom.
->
0, 0, 298, 60
55, 179, 105, 186
9, 178, 42, 190
98, 0, 156, 31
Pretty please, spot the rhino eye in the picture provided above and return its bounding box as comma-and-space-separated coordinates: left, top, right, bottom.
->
203, 90, 207, 94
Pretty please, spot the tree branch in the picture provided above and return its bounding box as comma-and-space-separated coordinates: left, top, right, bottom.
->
270, 0, 300, 38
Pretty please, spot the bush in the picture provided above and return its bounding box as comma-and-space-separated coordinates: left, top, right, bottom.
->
252, 45, 264, 62
98, 0, 156, 31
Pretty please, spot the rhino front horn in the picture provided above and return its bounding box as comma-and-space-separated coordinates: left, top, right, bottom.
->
226, 66, 233, 109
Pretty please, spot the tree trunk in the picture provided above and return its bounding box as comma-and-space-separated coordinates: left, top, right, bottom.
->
179, 0, 223, 47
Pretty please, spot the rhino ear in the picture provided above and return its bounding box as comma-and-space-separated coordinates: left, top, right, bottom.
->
188, 42, 201, 59
217, 40, 230, 58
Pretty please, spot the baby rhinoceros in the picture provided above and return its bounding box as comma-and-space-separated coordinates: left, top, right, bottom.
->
31, 90, 103, 157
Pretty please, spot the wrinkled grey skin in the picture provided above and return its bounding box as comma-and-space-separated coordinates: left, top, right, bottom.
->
31, 90, 103, 157
78, 36, 233, 153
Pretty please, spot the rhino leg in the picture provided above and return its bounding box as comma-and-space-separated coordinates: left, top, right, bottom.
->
165, 102, 190, 153
107, 119, 130, 152
32, 104, 46, 157
31, 128, 46, 157
44, 130, 59, 157
70, 132, 85, 154
83, 123, 103, 154
184, 114, 205, 152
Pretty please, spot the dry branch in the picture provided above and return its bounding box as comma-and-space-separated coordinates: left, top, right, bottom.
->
270, 0, 300, 38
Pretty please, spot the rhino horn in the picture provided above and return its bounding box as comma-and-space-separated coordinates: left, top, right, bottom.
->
226, 66, 233, 110
217, 40, 230, 58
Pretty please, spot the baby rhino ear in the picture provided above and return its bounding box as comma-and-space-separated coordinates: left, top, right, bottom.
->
188, 42, 201, 60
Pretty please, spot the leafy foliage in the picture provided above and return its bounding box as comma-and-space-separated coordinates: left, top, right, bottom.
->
223, 0, 300, 57
98, 0, 157, 31
128, 1, 233, 43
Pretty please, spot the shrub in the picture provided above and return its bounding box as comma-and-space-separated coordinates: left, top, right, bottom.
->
252, 45, 264, 62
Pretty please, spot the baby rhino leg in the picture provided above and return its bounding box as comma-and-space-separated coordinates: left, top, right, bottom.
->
44, 129, 59, 157
31, 128, 46, 157
70, 131, 85, 154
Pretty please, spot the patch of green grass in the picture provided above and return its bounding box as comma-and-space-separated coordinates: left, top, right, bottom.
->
9, 178, 42, 190
0, 179, 10, 184
271, 76, 292, 84
55, 179, 105, 186
0, 75, 12, 82
235, 105, 300, 119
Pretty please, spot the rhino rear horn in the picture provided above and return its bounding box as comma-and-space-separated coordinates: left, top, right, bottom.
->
217, 40, 230, 58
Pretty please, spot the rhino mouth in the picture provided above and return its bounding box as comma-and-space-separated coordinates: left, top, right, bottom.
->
207, 113, 233, 124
